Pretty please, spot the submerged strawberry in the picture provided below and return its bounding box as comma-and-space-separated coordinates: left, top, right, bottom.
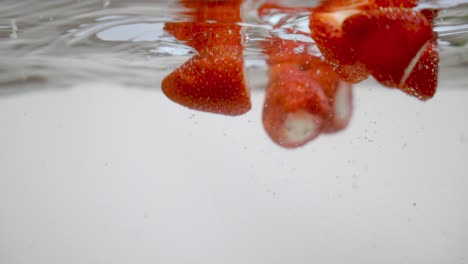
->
262, 37, 353, 148
258, 1, 313, 18
373, 0, 418, 8
398, 39, 438, 100
343, 8, 433, 87
309, 2, 371, 83
263, 64, 328, 148
162, 46, 251, 116
309, 0, 438, 100
162, 0, 251, 115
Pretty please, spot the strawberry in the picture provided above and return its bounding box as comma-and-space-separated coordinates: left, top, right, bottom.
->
178, 0, 244, 22
311, 60, 353, 132
343, 8, 433, 96
262, 61, 329, 148
262, 37, 353, 148
258, 1, 313, 18
398, 39, 438, 100
420, 8, 439, 25
310, 0, 438, 100
162, 45, 251, 116
373, 0, 418, 8
315, 0, 417, 10
309, 3, 371, 83
162, 0, 251, 116
164, 23, 243, 52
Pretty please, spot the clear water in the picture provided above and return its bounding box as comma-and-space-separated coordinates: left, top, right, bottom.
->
1, 2, 468, 263
0, 0, 467, 93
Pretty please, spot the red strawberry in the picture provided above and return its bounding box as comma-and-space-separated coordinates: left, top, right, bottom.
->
420, 8, 439, 25
310, 61, 353, 132
258, 1, 313, 18
164, 23, 243, 52
399, 39, 438, 100
162, 45, 251, 116
262, 62, 329, 148
343, 8, 433, 95
162, 0, 252, 115
315, 0, 417, 10
262, 37, 353, 148
310, 0, 439, 100
373, 0, 418, 8
309, 6, 371, 83
177, 0, 243, 23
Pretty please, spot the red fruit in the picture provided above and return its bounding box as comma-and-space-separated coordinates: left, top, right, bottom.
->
162, 0, 252, 115
315, 0, 417, 10
313, 0, 371, 12
262, 62, 330, 148
373, 0, 418, 8
177, 0, 243, 23
311, 62, 353, 132
309, 7, 371, 83
258, 1, 313, 18
164, 23, 243, 52
420, 8, 439, 25
162, 45, 251, 116
343, 8, 433, 93
262, 37, 353, 148
399, 39, 438, 100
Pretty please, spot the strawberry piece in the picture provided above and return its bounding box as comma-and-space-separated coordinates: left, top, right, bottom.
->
420, 8, 439, 25
311, 62, 353, 132
162, 0, 251, 115
262, 62, 329, 148
316, 0, 417, 10
162, 45, 251, 116
343, 8, 433, 93
262, 37, 353, 148
164, 23, 243, 53
310, 0, 439, 100
309, 6, 371, 83
258, 1, 313, 18
399, 39, 438, 100
373, 0, 417, 8
177, 0, 244, 23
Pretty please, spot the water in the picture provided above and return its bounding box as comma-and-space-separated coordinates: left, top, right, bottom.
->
0, 0, 467, 92
1, 1, 468, 264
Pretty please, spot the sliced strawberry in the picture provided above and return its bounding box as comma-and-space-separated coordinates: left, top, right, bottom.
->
258, 1, 313, 18
177, 0, 243, 23
309, 8, 371, 83
162, 45, 251, 116
420, 8, 439, 25
373, 0, 418, 8
162, 0, 251, 115
311, 63, 354, 132
165, 23, 243, 52
399, 39, 439, 100
315, 0, 417, 10
314, 0, 372, 12
343, 8, 432, 90
262, 62, 329, 148
262, 36, 353, 147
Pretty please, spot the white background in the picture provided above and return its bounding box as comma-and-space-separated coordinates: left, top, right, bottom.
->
0, 79, 467, 264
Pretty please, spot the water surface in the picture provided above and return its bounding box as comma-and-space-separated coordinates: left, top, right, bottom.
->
1, 0, 467, 92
